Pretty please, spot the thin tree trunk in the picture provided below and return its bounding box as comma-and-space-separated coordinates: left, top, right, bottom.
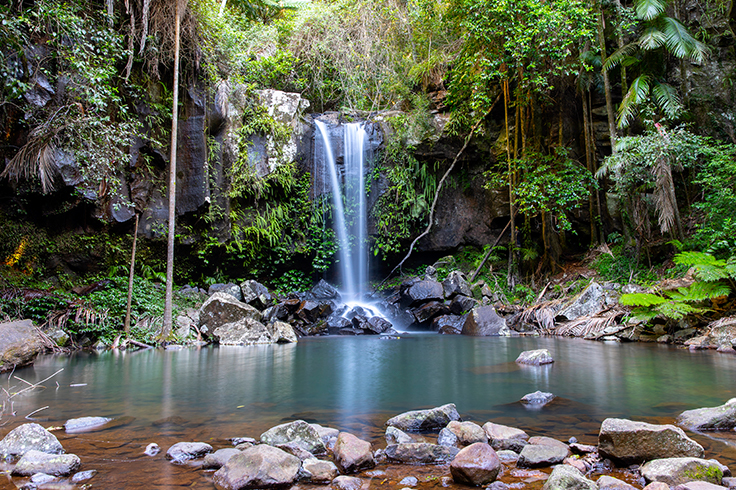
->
218, 0, 227, 17
124, 213, 139, 341
163, 0, 184, 341
582, 91, 598, 245
470, 219, 512, 283
598, 9, 618, 152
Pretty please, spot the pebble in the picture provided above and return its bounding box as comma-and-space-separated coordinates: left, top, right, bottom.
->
144, 443, 160, 456
399, 476, 418, 486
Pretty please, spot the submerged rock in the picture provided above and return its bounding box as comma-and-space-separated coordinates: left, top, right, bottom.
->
0, 423, 64, 460
64, 416, 112, 433
12, 450, 81, 476
261, 420, 326, 455
677, 398, 736, 431
521, 391, 555, 407
385, 403, 461, 432
213, 445, 301, 490
450, 442, 501, 486
640, 457, 725, 486
598, 418, 704, 465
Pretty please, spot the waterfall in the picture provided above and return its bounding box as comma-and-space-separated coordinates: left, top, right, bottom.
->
315, 119, 369, 302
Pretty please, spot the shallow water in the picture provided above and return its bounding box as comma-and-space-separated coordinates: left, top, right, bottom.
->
1, 336, 735, 488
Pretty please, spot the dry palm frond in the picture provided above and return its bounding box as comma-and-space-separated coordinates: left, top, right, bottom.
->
519, 299, 565, 332
653, 155, 678, 235
1, 131, 58, 194
554, 306, 627, 338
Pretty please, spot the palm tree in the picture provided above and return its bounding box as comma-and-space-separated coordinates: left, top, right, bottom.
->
603, 0, 708, 128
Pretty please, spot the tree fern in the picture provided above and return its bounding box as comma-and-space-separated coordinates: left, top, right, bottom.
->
635, 0, 668, 21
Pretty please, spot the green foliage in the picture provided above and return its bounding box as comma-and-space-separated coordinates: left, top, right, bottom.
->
692, 143, 736, 255
271, 269, 312, 294
591, 245, 658, 284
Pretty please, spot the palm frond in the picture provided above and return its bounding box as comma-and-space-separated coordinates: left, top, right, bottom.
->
617, 75, 651, 128
635, 0, 668, 20
651, 81, 682, 119
639, 26, 667, 50
660, 17, 709, 63
1, 132, 59, 194
603, 43, 639, 71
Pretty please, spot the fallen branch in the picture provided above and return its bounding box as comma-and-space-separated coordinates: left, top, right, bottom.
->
469, 218, 513, 283
12, 368, 64, 397
26, 405, 49, 419
128, 339, 154, 349
374, 98, 500, 292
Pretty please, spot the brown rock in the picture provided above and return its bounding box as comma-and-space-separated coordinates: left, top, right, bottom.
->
0, 320, 46, 372
333, 432, 375, 474
450, 442, 502, 486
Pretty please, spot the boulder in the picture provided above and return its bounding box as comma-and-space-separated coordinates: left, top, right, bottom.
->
208, 283, 243, 301
399, 476, 419, 486
385, 403, 461, 432
240, 280, 272, 309
0, 320, 46, 372
521, 391, 555, 406
310, 280, 340, 300
461, 306, 510, 336
11, 450, 80, 476
516, 349, 555, 365
311, 424, 339, 450
411, 301, 450, 324
674, 482, 730, 490
297, 300, 333, 323
267, 321, 298, 343
598, 418, 705, 465
432, 314, 467, 334
332, 475, 365, 490
483, 422, 529, 453
643, 483, 672, 490
213, 317, 274, 345
497, 450, 519, 463
364, 317, 392, 335
301, 457, 339, 483
438, 421, 488, 447
64, 416, 112, 433
517, 444, 570, 468
443, 271, 472, 299
556, 282, 610, 321
0, 423, 64, 459
678, 399, 736, 431
203, 448, 242, 469
166, 442, 213, 463
384, 443, 459, 464
386, 426, 414, 445
406, 280, 444, 304
542, 464, 597, 490
199, 292, 262, 333
261, 420, 326, 455
641, 458, 725, 486
276, 442, 314, 460
450, 295, 478, 315
450, 442, 501, 486
597, 475, 638, 490
333, 432, 374, 474
71, 469, 98, 483
213, 445, 301, 490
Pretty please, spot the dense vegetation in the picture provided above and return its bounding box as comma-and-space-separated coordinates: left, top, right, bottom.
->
0, 0, 735, 344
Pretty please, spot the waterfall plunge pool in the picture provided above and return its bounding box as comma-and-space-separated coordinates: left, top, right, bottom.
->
3, 335, 736, 488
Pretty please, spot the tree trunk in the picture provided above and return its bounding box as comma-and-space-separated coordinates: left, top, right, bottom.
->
163, 0, 184, 341
598, 9, 618, 152
124, 213, 139, 341
582, 91, 598, 245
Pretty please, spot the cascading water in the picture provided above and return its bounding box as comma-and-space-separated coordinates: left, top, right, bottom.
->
314, 119, 368, 302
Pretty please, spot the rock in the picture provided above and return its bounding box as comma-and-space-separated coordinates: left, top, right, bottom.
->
208, 283, 243, 301
175, 311, 197, 339
399, 477, 419, 486
438, 421, 488, 447
277, 442, 314, 460
597, 475, 638, 490
44, 327, 69, 347
570, 443, 597, 454
488, 482, 510, 490
411, 301, 450, 324
598, 418, 705, 465
521, 391, 555, 406
199, 292, 262, 333
542, 464, 597, 490
450, 442, 501, 486
643, 483, 672, 490
333, 432, 375, 474
0, 320, 46, 372
723, 477, 736, 489
297, 300, 333, 323
529, 436, 569, 449
384, 443, 459, 464
461, 306, 510, 336
443, 271, 472, 298
31, 472, 57, 485
166, 442, 213, 463
71, 469, 97, 483
517, 444, 570, 468
12, 450, 81, 476
516, 349, 555, 365
385, 403, 461, 432
240, 280, 272, 309
214, 317, 275, 345
332, 475, 365, 490
450, 295, 478, 315
267, 321, 298, 343
556, 282, 609, 321
641, 458, 725, 486
386, 426, 414, 445
301, 457, 339, 483
310, 280, 340, 300
364, 317, 392, 334
144, 443, 160, 456
677, 399, 736, 431
261, 420, 326, 455
213, 444, 301, 490
64, 416, 112, 433
406, 280, 444, 304
674, 483, 728, 490
483, 422, 529, 453
0, 423, 64, 459
311, 424, 340, 450
203, 448, 242, 469
497, 450, 519, 463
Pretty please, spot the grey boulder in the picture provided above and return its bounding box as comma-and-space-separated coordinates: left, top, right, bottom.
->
213, 445, 301, 490
333, 432, 375, 474
12, 450, 81, 476
542, 464, 597, 490
597, 475, 638, 490
483, 422, 529, 453
385, 403, 461, 432
516, 349, 554, 365
641, 457, 726, 486
438, 421, 488, 447
261, 420, 326, 455
678, 398, 736, 431
461, 306, 510, 336
385, 426, 414, 445
166, 442, 213, 463
517, 443, 570, 468
0, 320, 46, 372
199, 292, 261, 333
64, 416, 112, 433
598, 418, 704, 465
0, 423, 64, 459
301, 457, 339, 483
384, 443, 459, 464
203, 448, 242, 469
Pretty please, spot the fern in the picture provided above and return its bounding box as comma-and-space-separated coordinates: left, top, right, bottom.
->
621, 292, 667, 306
